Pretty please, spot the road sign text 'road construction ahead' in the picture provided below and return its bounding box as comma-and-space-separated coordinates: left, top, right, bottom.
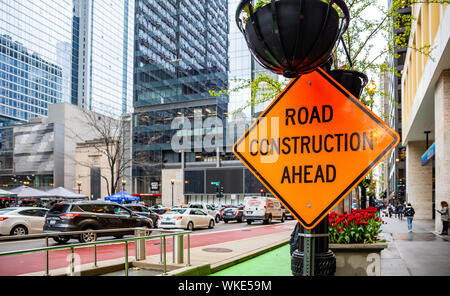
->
233, 68, 400, 229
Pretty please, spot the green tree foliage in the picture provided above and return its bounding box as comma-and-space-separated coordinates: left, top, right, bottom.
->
213, 0, 449, 114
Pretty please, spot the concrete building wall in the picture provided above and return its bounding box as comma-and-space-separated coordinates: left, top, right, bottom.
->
47, 103, 121, 192
434, 70, 450, 231
49, 103, 100, 191
74, 141, 115, 199
161, 169, 184, 207
406, 141, 433, 219
401, 3, 449, 231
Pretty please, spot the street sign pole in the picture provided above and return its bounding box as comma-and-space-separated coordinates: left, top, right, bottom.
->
233, 69, 400, 276
302, 228, 314, 276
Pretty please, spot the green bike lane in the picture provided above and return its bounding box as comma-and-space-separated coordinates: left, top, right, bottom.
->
210, 244, 292, 276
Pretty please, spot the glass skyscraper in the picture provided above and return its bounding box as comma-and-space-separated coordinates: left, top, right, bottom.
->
0, 0, 134, 123
0, 0, 73, 124
227, 0, 282, 118
74, 0, 135, 117
133, 0, 229, 193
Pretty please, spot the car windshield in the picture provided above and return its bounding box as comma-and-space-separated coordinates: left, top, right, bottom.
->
0, 208, 17, 214
167, 209, 187, 214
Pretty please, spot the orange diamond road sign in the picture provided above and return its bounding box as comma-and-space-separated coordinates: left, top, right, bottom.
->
233, 68, 400, 229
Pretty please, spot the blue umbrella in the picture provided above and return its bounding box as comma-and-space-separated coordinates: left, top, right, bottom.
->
104, 191, 139, 204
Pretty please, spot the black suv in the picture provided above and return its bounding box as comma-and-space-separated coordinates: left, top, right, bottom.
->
43, 201, 153, 243
122, 204, 159, 228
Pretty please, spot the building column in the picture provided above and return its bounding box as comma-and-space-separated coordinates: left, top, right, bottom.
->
434, 70, 450, 232
406, 141, 433, 219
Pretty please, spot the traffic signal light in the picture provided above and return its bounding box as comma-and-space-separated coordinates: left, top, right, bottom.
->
212, 181, 224, 198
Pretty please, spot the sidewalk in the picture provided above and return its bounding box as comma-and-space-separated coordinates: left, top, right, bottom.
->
198, 216, 450, 276
18, 217, 449, 276
379, 216, 450, 276
133, 217, 450, 276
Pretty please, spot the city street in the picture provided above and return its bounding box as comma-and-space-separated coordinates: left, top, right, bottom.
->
0, 218, 265, 253
0, 219, 297, 276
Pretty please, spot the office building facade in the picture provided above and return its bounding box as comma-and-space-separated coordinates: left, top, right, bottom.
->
0, 0, 74, 124
401, 3, 449, 232
132, 0, 231, 200
0, 0, 134, 125
386, 0, 411, 203
73, 0, 135, 117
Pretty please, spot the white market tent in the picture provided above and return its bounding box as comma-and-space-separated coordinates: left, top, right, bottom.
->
45, 187, 88, 200
0, 188, 17, 201
0, 188, 16, 197
9, 185, 53, 198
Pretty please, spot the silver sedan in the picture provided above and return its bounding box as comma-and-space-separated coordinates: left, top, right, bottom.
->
0, 207, 49, 236
157, 208, 215, 230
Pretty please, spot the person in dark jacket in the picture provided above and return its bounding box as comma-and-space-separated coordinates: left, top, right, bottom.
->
397, 203, 405, 220
404, 203, 415, 232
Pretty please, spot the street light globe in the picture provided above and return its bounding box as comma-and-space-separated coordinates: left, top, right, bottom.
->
170, 179, 175, 184
367, 80, 377, 95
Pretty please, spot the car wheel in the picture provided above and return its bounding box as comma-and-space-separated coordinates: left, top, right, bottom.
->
215, 215, 220, 223
11, 225, 28, 236
53, 236, 70, 244
224, 219, 228, 223
208, 219, 215, 229
247, 220, 252, 225
79, 228, 97, 243
280, 214, 285, 223
187, 221, 194, 231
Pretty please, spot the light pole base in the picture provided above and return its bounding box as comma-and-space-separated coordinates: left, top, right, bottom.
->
291, 249, 336, 276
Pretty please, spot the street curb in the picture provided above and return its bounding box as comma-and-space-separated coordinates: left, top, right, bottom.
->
165, 238, 290, 276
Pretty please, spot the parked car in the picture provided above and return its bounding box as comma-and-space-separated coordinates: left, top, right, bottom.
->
123, 204, 159, 228
243, 196, 285, 224
188, 203, 220, 223
158, 208, 215, 230
281, 205, 293, 220
222, 206, 245, 223
0, 207, 48, 236
43, 201, 153, 243
150, 205, 170, 215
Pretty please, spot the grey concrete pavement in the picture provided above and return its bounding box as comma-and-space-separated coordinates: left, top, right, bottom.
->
379, 216, 450, 276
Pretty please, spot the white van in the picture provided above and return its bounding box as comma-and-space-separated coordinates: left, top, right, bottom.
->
243, 196, 285, 224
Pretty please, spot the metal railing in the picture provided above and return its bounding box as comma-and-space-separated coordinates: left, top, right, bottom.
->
0, 228, 192, 276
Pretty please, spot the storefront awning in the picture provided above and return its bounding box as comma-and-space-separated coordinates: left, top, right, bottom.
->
421, 142, 435, 166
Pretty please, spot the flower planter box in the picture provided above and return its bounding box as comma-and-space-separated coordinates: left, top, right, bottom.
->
329, 242, 387, 276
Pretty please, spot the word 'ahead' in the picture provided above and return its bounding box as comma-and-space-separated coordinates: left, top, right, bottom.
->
233, 68, 399, 229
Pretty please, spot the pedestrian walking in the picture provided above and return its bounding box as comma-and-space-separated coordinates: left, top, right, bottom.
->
388, 203, 394, 218
404, 203, 415, 232
435, 201, 449, 235
398, 203, 404, 220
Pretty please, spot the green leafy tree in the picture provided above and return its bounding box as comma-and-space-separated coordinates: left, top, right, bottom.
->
214, 0, 448, 113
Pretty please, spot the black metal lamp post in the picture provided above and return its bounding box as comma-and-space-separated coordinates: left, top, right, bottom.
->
170, 179, 175, 207
235, 0, 379, 277
77, 181, 82, 194
235, 0, 352, 277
